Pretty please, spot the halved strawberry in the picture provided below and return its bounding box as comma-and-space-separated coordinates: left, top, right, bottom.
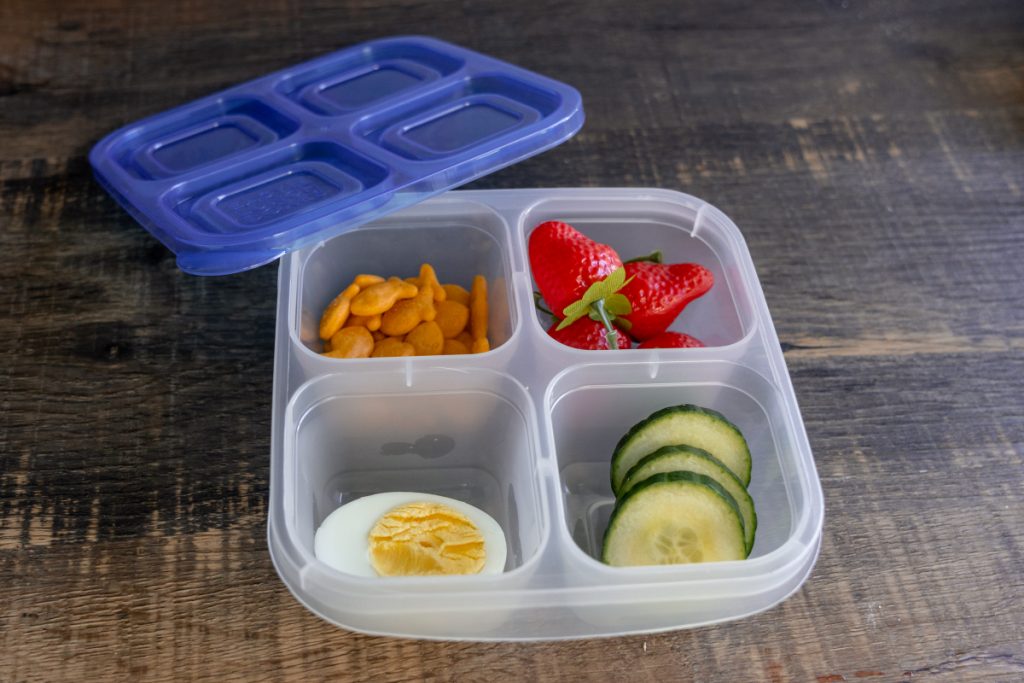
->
637, 331, 705, 349
529, 221, 623, 316
547, 318, 632, 351
619, 260, 714, 341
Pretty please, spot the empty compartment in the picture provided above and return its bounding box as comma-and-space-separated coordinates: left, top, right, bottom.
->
113, 98, 300, 180
283, 368, 545, 576
165, 141, 390, 237
275, 39, 464, 115
547, 361, 802, 564
355, 75, 562, 161
521, 196, 758, 349
295, 199, 517, 356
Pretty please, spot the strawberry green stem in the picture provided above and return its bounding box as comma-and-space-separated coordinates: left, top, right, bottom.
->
533, 291, 554, 317
591, 298, 620, 350
624, 250, 663, 265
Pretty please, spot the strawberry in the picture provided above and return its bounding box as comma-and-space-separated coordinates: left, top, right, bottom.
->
547, 318, 631, 351
619, 259, 713, 341
529, 221, 623, 316
637, 331, 705, 349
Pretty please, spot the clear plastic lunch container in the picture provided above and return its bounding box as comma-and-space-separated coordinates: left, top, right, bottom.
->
90, 37, 824, 641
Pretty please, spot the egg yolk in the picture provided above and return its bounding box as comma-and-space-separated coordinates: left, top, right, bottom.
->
368, 502, 486, 576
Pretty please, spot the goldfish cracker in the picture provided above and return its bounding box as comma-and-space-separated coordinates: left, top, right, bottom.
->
442, 283, 471, 306
319, 290, 353, 340
405, 321, 444, 356
456, 331, 473, 348
353, 274, 385, 289
323, 327, 374, 359
351, 278, 418, 316
381, 284, 435, 336
380, 299, 420, 336
442, 338, 469, 355
418, 264, 446, 302
435, 300, 469, 338
471, 337, 490, 354
371, 337, 415, 358
470, 275, 488, 342
415, 283, 437, 322
319, 282, 360, 341
346, 313, 382, 332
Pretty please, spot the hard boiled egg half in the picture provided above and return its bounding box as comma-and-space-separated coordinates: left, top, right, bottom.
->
314, 492, 507, 577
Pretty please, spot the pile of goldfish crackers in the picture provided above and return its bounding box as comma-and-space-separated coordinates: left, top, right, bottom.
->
318, 264, 489, 358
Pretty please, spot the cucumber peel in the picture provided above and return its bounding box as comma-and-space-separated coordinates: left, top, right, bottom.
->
611, 404, 752, 494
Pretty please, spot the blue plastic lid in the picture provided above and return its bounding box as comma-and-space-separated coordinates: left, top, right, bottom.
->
90, 36, 584, 275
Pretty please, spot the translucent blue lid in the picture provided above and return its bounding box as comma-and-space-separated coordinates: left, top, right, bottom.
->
90, 36, 584, 275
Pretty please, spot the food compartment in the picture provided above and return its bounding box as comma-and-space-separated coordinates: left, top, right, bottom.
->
164, 141, 390, 238
294, 200, 516, 359
111, 98, 300, 180
274, 39, 464, 116
354, 75, 562, 161
547, 361, 802, 565
521, 197, 758, 350
283, 368, 545, 576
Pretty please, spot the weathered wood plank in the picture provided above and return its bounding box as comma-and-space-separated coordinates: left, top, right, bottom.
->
3, 1, 1023, 160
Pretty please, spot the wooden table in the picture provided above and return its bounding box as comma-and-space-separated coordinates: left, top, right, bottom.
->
2, 1, 1022, 680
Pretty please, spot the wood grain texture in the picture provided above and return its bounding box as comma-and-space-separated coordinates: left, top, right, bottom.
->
1, 0, 1023, 681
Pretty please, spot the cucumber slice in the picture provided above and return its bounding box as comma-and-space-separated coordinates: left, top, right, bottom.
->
611, 405, 752, 493
619, 445, 757, 553
601, 471, 747, 566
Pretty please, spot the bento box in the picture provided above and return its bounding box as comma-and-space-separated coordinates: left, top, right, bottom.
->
89, 35, 823, 641
267, 187, 823, 640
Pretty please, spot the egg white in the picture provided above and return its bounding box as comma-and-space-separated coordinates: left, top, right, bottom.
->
314, 491, 508, 577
